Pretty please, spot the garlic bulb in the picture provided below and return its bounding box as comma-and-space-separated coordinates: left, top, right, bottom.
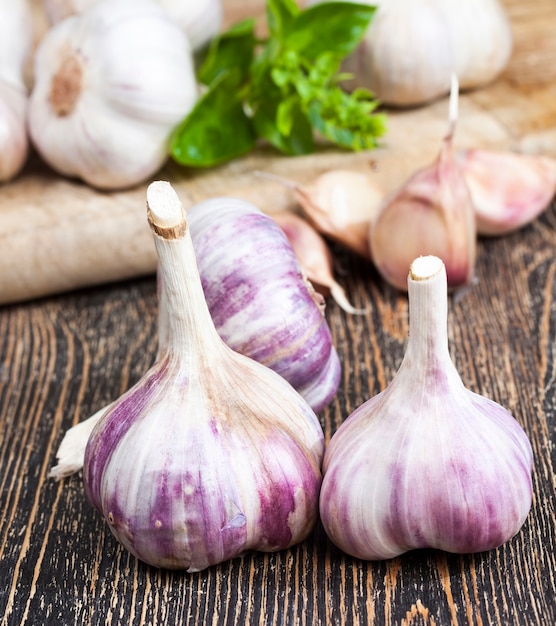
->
309, 0, 512, 106
43, 0, 222, 52
457, 149, 556, 236
320, 255, 533, 561
0, 0, 34, 90
185, 197, 342, 413
370, 76, 476, 291
50, 196, 340, 481
83, 181, 324, 571
29, 0, 198, 190
0, 80, 28, 182
0, 0, 34, 182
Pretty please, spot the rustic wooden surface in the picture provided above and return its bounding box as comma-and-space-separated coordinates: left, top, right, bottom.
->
2, 0, 556, 625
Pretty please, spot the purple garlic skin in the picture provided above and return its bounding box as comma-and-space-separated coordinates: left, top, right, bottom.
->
186, 197, 341, 413
319, 257, 533, 561
84, 182, 324, 571
84, 354, 323, 571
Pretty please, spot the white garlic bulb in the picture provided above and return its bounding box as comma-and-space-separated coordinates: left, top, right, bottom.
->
0, 0, 34, 89
43, 0, 222, 52
0, 81, 28, 182
29, 0, 198, 190
308, 0, 513, 106
0, 0, 33, 182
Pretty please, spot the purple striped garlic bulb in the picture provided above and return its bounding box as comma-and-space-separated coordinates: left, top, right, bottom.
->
320, 255, 533, 561
182, 196, 342, 413
83, 181, 324, 571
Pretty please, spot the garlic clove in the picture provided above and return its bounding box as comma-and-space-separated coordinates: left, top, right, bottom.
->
28, 0, 199, 190
83, 181, 324, 571
259, 168, 384, 260
272, 211, 367, 315
319, 255, 533, 561
457, 148, 556, 236
370, 76, 476, 291
0, 80, 28, 182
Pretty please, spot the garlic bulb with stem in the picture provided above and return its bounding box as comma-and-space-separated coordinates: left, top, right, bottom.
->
50, 195, 340, 480
370, 75, 476, 291
457, 148, 556, 236
258, 168, 384, 260
29, 0, 198, 190
43, 0, 222, 52
319, 255, 533, 561
272, 211, 366, 315
83, 181, 325, 571
309, 0, 512, 106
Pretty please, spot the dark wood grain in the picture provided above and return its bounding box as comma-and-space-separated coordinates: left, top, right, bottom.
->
1, 203, 556, 626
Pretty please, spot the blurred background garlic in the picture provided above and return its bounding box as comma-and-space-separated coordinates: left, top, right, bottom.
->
308, 0, 513, 107
29, 0, 199, 190
0, 0, 34, 182
43, 0, 223, 52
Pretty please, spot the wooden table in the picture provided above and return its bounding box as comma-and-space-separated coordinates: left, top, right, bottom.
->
2, 1, 556, 625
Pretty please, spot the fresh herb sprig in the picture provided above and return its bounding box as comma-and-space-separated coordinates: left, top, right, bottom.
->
170, 0, 386, 168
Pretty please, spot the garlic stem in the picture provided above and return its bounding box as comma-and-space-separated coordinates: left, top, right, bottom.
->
147, 182, 223, 359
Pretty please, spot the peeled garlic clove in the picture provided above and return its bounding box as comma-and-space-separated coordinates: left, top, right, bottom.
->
83, 181, 324, 571
272, 211, 366, 315
0, 81, 28, 182
320, 255, 533, 561
457, 148, 556, 236
185, 197, 342, 413
370, 77, 476, 291
29, 0, 198, 190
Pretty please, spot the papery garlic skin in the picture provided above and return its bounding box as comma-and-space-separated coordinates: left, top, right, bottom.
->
29, 0, 198, 190
185, 197, 342, 413
308, 0, 512, 106
84, 181, 324, 571
458, 149, 556, 236
43, 0, 222, 52
320, 256, 533, 561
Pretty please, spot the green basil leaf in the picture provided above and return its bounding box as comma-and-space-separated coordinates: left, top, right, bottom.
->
307, 99, 386, 151
252, 98, 314, 156
285, 2, 376, 59
197, 18, 256, 86
266, 0, 299, 40
170, 71, 257, 167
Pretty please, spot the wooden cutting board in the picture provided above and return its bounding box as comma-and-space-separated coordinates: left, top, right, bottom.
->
1, 0, 556, 305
